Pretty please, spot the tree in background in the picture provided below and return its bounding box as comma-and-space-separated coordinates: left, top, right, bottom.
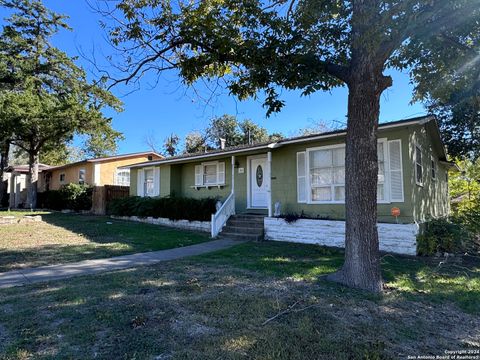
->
238, 119, 269, 144
164, 133, 180, 156
0, 0, 122, 208
206, 115, 242, 148
185, 131, 208, 154
103, 0, 479, 291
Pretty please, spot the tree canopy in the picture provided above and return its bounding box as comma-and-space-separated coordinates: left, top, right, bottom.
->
99, 0, 479, 292
0, 0, 123, 207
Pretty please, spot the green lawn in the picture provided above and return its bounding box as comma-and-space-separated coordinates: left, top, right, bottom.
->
0, 212, 210, 272
0, 241, 478, 359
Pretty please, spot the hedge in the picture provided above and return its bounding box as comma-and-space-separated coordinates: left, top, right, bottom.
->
38, 184, 93, 211
107, 196, 218, 222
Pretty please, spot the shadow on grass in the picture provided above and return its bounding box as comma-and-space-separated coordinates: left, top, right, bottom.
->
197, 241, 480, 314
0, 212, 210, 272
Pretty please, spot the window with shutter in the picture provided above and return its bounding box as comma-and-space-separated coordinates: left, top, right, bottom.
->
195, 162, 225, 186
217, 162, 225, 184
297, 152, 306, 203
195, 165, 203, 186
388, 140, 404, 202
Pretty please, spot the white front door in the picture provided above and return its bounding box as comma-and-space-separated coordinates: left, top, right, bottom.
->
249, 156, 268, 208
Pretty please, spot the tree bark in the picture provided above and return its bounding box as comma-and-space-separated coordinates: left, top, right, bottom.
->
0, 141, 9, 207
26, 151, 39, 209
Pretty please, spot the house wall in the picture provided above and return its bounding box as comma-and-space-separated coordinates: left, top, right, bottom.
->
48, 163, 94, 190
270, 127, 415, 223
129, 124, 450, 224
409, 126, 450, 222
98, 154, 162, 186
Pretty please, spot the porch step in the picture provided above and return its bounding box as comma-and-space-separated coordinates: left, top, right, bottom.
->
219, 232, 264, 241
218, 214, 265, 241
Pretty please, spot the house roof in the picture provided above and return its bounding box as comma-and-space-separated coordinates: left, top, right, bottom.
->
125, 115, 446, 169
5, 164, 52, 174
46, 151, 163, 172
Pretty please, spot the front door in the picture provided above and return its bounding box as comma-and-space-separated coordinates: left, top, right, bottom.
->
249, 156, 268, 208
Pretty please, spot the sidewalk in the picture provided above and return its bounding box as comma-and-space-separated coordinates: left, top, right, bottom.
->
0, 239, 243, 289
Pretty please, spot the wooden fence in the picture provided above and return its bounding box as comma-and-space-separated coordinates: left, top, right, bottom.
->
92, 185, 130, 215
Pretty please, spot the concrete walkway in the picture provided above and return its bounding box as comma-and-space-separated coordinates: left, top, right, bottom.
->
0, 239, 244, 289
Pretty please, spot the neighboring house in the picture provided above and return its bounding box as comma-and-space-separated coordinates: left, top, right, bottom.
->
5, 152, 162, 208
125, 116, 454, 225
5, 164, 52, 208
46, 151, 163, 190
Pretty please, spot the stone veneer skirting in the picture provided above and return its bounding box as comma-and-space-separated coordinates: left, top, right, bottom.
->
111, 215, 211, 233
264, 217, 418, 255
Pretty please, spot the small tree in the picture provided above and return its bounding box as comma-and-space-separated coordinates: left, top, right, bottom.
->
163, 133, 180, 156
0, 0, 122, 208
206, 115, 242, 148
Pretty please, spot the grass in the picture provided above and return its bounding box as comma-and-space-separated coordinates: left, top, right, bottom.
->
0, 212, 210, 272
0, 240, 478, 359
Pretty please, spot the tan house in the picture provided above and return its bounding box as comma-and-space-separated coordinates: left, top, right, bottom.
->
46, 151, 163, 190
6, 152, 162, 208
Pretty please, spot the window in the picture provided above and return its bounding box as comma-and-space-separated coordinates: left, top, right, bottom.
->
431, 157, 436, 181
300, 140, 395, 204
144, 169, 155, 196
309, 146, 345, 202
194, 161, 225, 187
415, 145, 423, 185
78, 168, 86, 185
115, 169, 130, 186
59, 173, 65, 183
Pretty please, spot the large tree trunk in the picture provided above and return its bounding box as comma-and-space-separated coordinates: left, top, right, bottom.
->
0, 141, 9, 207
26, 151, 39, 209
327, 62, 391, 293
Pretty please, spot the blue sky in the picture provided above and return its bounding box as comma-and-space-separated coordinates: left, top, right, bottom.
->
3, 1, 426, 154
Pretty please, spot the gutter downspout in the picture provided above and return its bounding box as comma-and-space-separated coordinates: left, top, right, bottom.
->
231, 155, 235, 214
267, 151, 272, 217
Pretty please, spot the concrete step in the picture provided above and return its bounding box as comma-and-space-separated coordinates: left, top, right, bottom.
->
225, 219, 264, 228
219, 232, 263, 241
222, 225, 264, 234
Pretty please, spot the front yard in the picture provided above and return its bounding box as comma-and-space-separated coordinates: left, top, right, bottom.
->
0, 212, 210, 272
0, 241, 478, 359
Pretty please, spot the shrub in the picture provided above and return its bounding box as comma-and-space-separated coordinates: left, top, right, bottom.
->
417, 218, 471, 256
38, 184, 92, 211
107, 196, 218, 222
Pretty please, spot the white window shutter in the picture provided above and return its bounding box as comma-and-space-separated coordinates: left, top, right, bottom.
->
388, 140, 404, 202
195, 165, 203, 186
154, 167, 161, 196
217, 162, 225, 185
137, 170, 144, 197
297, 152, 307, 203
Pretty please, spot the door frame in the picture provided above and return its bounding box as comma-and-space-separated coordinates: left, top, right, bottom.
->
246, 154, 269, 209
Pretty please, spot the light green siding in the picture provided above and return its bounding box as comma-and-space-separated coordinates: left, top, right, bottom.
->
270, 128, 414, 223
129, 168, 138, 196
409, 126, 450, 222
129, 122, 450, 224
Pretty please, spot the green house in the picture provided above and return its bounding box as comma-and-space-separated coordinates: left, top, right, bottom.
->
126, 116, 453, 224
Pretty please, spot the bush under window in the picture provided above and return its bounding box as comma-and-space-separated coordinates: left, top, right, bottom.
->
107, 196, 217, 222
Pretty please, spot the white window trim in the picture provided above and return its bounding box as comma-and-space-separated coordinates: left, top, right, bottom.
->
115, 168, 131, 186
59, 173, 65, 183
143, 167, 155, 197
305, 139, 391, 204
193, 161, 226, 188
415, 143, 423, 186
388, 139, 405, 203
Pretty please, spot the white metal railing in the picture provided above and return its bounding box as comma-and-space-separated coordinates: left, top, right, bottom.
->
211, 192, 235, 237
